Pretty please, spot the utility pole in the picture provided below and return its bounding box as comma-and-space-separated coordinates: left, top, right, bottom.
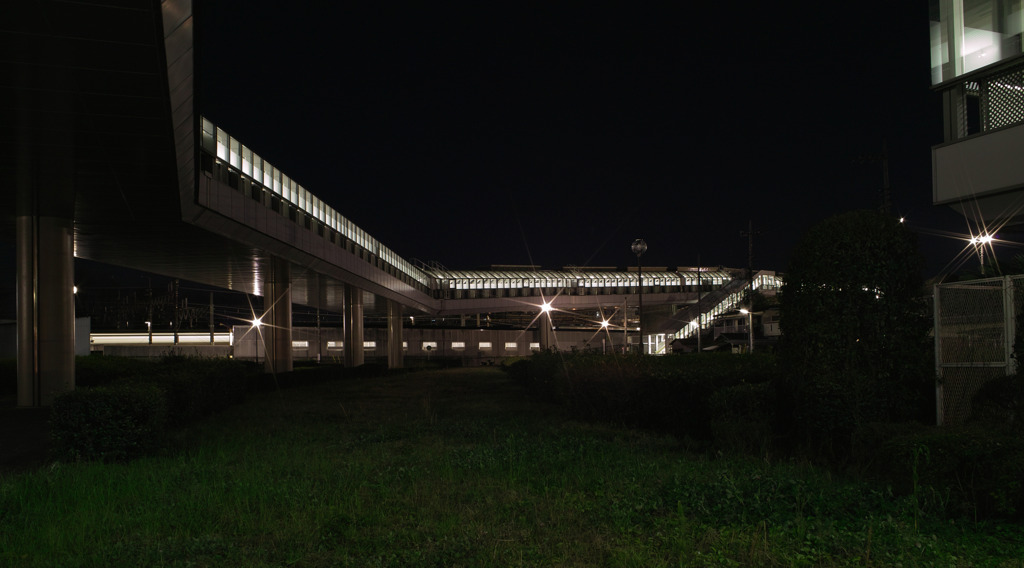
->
209, 291, 215, 344
631, 239, 647, 355
854, 139, 891, 215
696, 254, 702, 354
173, 279, 180, 345
740, 220, 759, 305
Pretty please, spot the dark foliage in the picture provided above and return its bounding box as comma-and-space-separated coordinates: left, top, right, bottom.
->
865, 424, 1024, 519
779, 210, 933, 457
708, 381, 776, 454
970, 374, 1024, 430
144, 356, 252, 426
51, 382, 168, 462
50, 356, 257, 462
506, 350, 779, 446
0, 359, 15, 397
75, 356, 152, 388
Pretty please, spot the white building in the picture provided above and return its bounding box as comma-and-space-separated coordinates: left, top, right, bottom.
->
931, 0, 1024, 227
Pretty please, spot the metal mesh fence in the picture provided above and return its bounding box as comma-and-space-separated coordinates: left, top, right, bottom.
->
984, 66, 1024, 131
948, 61, 1024, 137
933, 276, 1020, 425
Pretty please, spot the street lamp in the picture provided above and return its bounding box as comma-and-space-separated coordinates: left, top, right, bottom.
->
970, 233, 994, 275
631, 238, 647, 355
739, 309, 754, 353
252, 316, 262, 366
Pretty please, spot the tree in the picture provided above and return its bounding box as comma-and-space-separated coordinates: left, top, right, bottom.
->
779, 210, 932, 455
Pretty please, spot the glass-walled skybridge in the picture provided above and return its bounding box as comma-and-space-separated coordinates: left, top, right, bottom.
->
198, 118, 776, 321
200, 117, 433, 292
662, 271, 784, 343
427, 268, 735, 300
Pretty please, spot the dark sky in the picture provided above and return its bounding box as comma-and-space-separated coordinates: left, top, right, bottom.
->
197, 2, 970, 275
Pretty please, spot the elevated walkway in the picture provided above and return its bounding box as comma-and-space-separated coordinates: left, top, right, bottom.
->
1, 1, 785, 406
648, 271, 783, 354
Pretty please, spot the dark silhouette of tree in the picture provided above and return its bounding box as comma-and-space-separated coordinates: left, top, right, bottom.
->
779, 210, 932, 457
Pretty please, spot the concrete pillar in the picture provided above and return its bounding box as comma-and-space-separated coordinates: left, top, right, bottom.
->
344, 285, 364, 367
17, 215, 76, 406
14, 47, 77, 407
262, 258, 292, 373
539, 310, 555, 350
387, 299, 403, 369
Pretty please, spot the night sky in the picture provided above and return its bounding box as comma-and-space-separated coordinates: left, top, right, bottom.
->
197, 2, 972, 276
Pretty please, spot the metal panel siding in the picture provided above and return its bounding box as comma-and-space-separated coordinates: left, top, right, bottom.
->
933, 122, 1024, 204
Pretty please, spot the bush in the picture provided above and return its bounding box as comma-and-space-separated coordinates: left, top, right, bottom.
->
709, 381, 776, 454
0, 359, 15, 397
779, 210, 933, 460
146, 356, 251, 426
49, 356, 257, 463
970, 374, 1024, 430
867, 424, 1024, 520
75, 356, 152, 387
51, 382, 168, 462
507, 351, 781, 445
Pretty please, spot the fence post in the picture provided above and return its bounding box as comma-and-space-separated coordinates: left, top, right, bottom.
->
1006, 276, 1018, 376
933, 282, 944, 426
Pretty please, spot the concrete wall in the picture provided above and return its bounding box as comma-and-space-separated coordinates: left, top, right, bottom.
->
102, 344, 232, 359
0, 317, 91, 359
232, 325, 630, 365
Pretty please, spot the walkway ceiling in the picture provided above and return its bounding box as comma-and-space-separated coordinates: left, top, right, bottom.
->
0, 1, 378, 316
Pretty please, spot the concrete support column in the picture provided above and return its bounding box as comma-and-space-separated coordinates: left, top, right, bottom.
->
17, 215, 76, 406
386, 299, 404, 369
344, 285, 364, 367
539, 310, 555, 350
262, 258, 292, 373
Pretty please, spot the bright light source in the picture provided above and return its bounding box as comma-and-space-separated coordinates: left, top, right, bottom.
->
601, 319, 609, 328
540, 302, 552, 313
739, 308, 750, 314
252, 317, 263, 328
73, 286, 78, 294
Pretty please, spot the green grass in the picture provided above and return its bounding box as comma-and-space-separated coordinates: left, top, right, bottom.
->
2, 367, 1023, 567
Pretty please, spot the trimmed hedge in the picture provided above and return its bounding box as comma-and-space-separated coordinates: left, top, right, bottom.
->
708, 381, 776, 454
50, 356, 257, 462
51, 382, 167, 462
147, 357, 252, 426
970, 374, 1024, 430
507, 351, 779, 445
863, 424, 1024, 520
0, 359, 15, 397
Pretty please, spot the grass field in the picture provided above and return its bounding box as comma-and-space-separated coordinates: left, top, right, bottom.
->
2, 367, 1022, 567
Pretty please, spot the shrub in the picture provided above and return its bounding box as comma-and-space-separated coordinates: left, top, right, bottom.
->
850, 420, 929, 473
504, 350, 570, 403
970, 374, 1024, 430
868, 424, 1024, 520
75, 356, 152, 387
0, 359, 15, 396
50, 356, 256, 462
144, 356, 252, 426
779, 210, 933, 459
51, 382, 168, 462
709, 381, 776, 454
507, 351, 782, 445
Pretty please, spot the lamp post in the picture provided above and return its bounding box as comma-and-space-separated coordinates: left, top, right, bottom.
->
252, 316, 262, 366
971, 233, 993, 275
631, 238, 647, 355
739, 309, 754, 353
